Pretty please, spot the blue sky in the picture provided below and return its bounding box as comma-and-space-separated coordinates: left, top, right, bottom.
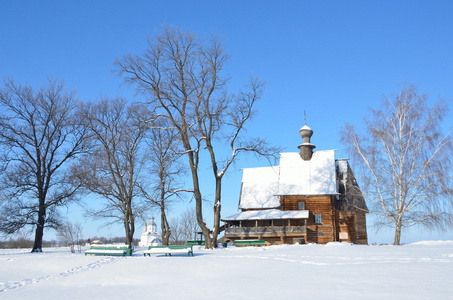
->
1, 1, 453, 243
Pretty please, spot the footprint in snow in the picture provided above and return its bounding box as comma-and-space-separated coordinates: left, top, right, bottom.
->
0, 256, 123, 292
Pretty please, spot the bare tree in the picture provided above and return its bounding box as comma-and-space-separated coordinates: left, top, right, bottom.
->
341, 83, 453, 245
115, 25, 279, 248
168, 209, 199, 245
0, 79, 88, 252
138, 122, 187, 245
6, 236, 34, 249
57, 221, 83, 253
74, 98, 149, 248
181, 207, 200, 241
169, 216, 184, 245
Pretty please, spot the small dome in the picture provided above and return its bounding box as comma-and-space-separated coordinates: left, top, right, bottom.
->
298, 122, 315, 161
299, 125, 313, 140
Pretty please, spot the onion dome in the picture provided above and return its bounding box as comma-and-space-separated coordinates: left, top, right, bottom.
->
298, 123, 315, 161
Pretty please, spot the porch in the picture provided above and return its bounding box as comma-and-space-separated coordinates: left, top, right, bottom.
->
221, 209, 309, 244
225, 225, 306, 235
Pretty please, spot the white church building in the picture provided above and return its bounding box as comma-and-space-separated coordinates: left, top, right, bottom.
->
139, 216, 163, 247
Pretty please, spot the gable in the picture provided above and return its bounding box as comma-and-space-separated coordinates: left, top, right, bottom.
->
277, 150, 337, 195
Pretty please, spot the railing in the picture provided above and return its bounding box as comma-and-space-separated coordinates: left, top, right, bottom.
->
225, 226, 306, 236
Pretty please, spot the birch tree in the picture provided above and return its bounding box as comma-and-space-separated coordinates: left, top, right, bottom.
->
341, 84, 453, 245
57, 221, 83, 253
0, 79, 88, 252
115, 25, 279, 248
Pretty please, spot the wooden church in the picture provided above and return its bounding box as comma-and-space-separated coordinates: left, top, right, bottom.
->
222, 123, 368, 245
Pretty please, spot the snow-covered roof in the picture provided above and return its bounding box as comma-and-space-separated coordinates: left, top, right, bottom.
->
277, 150, 337, 195
239, 150, 338, 209
222, 209, 309, 221
239, 166, 280, 209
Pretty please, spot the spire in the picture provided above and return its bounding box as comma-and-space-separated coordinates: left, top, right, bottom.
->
297, 113, 315, 160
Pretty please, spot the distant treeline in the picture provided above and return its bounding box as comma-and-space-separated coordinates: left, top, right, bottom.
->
0, 236, 141, 249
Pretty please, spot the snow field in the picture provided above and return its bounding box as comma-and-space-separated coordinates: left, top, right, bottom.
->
0, 241, 452, 299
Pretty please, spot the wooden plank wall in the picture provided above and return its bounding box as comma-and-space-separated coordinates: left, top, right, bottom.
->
282, 195, 335, 244
354, 212, 368, 244
336, 211, 368, 244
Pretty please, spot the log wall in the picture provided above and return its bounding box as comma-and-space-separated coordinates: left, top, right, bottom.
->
282, 195, 336, 244
226, 195, 368, 245
335, 211, 368, 244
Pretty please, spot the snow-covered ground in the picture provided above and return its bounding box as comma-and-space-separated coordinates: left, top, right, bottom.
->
1, 241, 453, 299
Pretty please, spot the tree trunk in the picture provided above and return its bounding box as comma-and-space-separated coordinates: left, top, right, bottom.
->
195, 187, 213, 248
125, 201, 135, 248
31, 223, 44, 252
159, 181, 171, 246
187, 151, 213, 249
125, 225, 134, 248
161, 207, 170, 246
124, 206, 134, 249
124, 216, 131, 247
31, 200, 46, 252
211, 177, 222, 248
129, 216, 135, 247
393, 219, 402, 245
